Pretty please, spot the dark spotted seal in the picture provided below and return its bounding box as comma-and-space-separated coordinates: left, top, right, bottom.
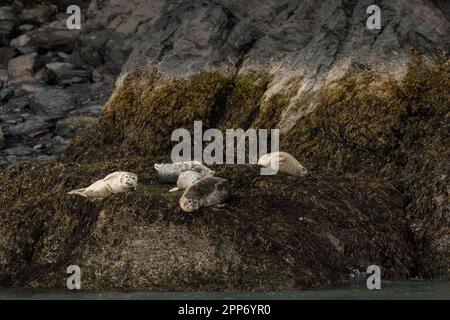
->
179, 176, 230, 212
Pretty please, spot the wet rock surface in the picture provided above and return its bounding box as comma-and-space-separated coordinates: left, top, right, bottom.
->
0, 80, 111, 168
0, 0, 448, 290
0, 160, 412, 289
0, 1, 112, 169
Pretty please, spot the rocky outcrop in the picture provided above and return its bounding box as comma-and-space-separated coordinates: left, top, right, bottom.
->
78, 0, 450, 127
0, 1, 112, 168
0, 6, 17, 40
0, 160, 412, 289
0, 0, 448, 290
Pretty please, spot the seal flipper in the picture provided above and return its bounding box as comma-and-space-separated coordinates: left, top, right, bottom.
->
169, 187, 179, 192
67, 188, 87, 197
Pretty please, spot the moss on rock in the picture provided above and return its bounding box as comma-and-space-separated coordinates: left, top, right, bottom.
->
0, 161, 412, 290
282, 53, 450, 278
1, 53, 448, 289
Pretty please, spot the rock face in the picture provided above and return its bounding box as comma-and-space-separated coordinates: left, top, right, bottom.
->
0, 161, 412, 289
79, 0, 450, 128
0, 6, 17, 38
0, 1, 113, 169
0, 127, 4, 149
0, 0, 448, 290
29, 21, 80, 51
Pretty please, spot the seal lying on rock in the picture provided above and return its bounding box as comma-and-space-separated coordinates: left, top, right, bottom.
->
154, 160, 214, 184
169, 170, 203, 192
179, 176, 230, 212
258, 151, 308, 176
67, 171, 138, 199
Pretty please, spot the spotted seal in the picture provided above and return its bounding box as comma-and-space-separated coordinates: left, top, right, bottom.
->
169, 170, 203, 192
258, 151, 308, 176
179, 176, 230, 212
67, 171, 138, 199
154, 160, 214, 183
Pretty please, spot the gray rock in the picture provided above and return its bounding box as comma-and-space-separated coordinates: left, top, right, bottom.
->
0, 68, 8, 85
3, 145, 34, 156
2, 92, 29, 111
0, 127, 4, 149
45, 62, 91, 85
18, 82, 46, 94
87, 0, 450, 128
0, 47, 16, 69
7, 53, 42, 83
0, 86, 13, 101
19, 4, 56, 24
0, 6, 17, 37
10, 34, 37, 55
29, 21, 80, 52
29, 88, 74, 119
18, 24, 34, 32
52, 135, 65, 144
69, 104, 104, 117
10, 34, 31, 48
6, 117, 51, 137
55, 115, 98, 137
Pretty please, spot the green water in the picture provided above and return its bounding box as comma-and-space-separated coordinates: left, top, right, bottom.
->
0, 281, 449, 300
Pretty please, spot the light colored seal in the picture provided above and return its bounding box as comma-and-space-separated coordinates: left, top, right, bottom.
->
169, 170, 203, 192
154, 160, 214, 184
258, 151, 308, 176
67, 171, 138, 199
179, 176, 230, 212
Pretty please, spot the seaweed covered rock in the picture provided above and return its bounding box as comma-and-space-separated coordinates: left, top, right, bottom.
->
0, 160, 412, 290
282, 54, 450, 278
1, 0, 449, 289
62, 54, 449, 280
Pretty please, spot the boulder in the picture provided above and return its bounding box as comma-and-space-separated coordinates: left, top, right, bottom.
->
2, 145, 34, 156
19, 4, 56, 24
45, 62, 91, 85
55, 115, 98, 137
0, 6, 17, 37
29, 88, 74, 119
0, 161, 412, 290
5, 117, 51, 137
9, 34, 30, 48
29, 21, 80, 52
0, 86, 13, 101
7, 53, 41, 83
18, 24, 34, 32
0, 46, 16, 69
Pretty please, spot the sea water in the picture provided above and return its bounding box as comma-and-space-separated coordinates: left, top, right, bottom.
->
0, 281, 449, 300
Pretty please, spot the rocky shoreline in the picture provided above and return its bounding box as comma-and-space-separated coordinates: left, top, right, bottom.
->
0, 1, 112, 168
0, 0, 448, 290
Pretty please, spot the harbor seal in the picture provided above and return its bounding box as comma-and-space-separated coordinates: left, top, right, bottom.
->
258, 151, 308, 176
154, 160, 214, 184
67, 171, 138, 199
169, 170, 203, 192
179, 176, 230, 212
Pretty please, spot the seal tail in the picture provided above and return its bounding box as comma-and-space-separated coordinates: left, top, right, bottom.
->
169, 187, 179, 192
67, 188, 87, 197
